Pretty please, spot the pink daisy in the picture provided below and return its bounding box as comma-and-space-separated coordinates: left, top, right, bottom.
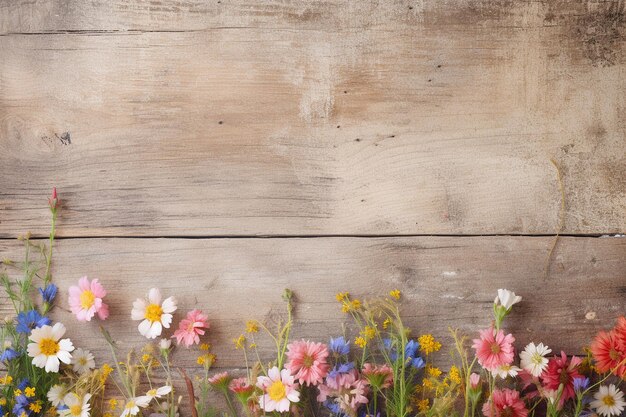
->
482, 388, 528, 417
68, 276, 109, 322
541, 351, 582, 406
256, 366, 300, 412
285, 340, 330, 386
172, 309, 209, 347
362, 363, 393, 389
472, 327, 515, 371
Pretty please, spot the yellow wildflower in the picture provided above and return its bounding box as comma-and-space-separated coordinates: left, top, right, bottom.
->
427, 366, 442, 378
14, 389, 22, 397
46, 406, 57, 416
24, 387, 35, 397
422, 379, 434, 390
354, 336, 367, 348
197, 353, 216, 366
141, 353, 151, 363
418, 334, 442, 355
20, 412, 27, 417
0, 398, 6, 406
0, 375, 12, 385
382, 318, 392, 329
245, 321, 259, 333
29, 402, 42, 413
417, 399, 429, 413
108, 398, 118, 410
341, 302, 351, 313
449, 365, 461, 384
233, 334, 246, 349
103, 414, 113, 417
389, 289, 401, 300
249, 343, 257, 348
200, 343, 210, 351
100, 363, 113, 383
351, 299, 362, 310
197, 356, 206, 365
360, 326, 376, 340
335, 292, 349, 302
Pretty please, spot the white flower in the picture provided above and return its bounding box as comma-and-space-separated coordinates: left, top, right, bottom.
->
491, 364, 522, 379
519, 342, 551, 377
121, 396, 151, 417
71, 348, 95, 374
159, 339, 172, 350
256, 366, 300, 412
27, 323, 74, 372
131, 288, 177, 339
3, 340, 12, 349
59, 393, 91, 417
591, 384, 625, 417
495, 289, 522, 310
543, 389, 559, 405
47, 384, 67, 407
145, 385, 172, 401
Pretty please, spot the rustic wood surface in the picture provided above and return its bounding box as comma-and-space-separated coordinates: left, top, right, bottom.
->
1, 236, 625, 368
1, 1, 625, 236
1, 0, 625, 413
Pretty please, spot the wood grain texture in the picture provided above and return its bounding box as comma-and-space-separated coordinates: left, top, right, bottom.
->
1, 1, 625, 237
1, 236, 624, 369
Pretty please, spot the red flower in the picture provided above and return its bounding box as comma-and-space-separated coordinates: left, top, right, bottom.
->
48, 187, 59, 210
591, 330, 626, 378
482, 388, 528, 417
540, 351, 582, 406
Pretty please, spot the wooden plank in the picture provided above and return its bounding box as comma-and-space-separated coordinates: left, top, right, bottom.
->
1, 3, 625, 237
1, 236, 624, 370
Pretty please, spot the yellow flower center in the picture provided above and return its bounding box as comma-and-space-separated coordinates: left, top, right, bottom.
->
79, 357, 88, 365
490, 343, 501, 354
39, 338, 60, 356
147, 389, 157, 397
268, 380, 287, 402
603, 395, 616, 406
70, 404, 82, 416
80, 290, 96, 309
125, 401, 135, 410
145, 304, 163, 322
531, 352, 544, 365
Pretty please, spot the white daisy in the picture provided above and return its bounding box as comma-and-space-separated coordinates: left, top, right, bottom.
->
27, 323, 74, 372
60, 393, 91, 417
145, 385, 172, 401
71, 348, 95, 374
47, 384, 67, 407
491, 364, 522, 379
519, 342, 551, 377
495, 289, 522, 310
131, 288, 177, 339
121, 396, 151, 417
591, 384, 625, 417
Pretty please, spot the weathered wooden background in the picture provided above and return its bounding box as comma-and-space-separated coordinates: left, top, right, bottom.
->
1, 0, 625, 411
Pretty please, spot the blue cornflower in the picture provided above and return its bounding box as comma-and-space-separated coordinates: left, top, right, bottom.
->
39, 284, 58, 304
16, 310, 50, 334
17, 378, 30, 391
329, 336, 350, 355
0, 348, 20, 361
328, 361, 355, 379
573, 377, 590, 392
384, 339, 425, 369
12, 394, 31, 416
323, 400, 342, 415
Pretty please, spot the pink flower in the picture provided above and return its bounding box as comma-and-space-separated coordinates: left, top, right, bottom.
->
469, 373, 481, 389
68, 277, 109, 321
172, 309, 209, 347
362, 363, 393, 389
541, 351, 582, 406
208, 372, 231, 390
317, 369, 369, 415
482, 388, 528, 417
285, 340, 330, 386
472, 328, 515, 371
48, 187, 59, 210
256, 366, 300, 412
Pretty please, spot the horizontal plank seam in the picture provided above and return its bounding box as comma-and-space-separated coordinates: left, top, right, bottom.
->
0, 233, 624, 240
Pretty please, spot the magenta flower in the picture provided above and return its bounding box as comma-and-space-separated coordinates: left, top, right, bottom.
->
285, 340, 330, 386
172, 309, 209, 347
68, 277, 109, 322
472, 327, 515, 371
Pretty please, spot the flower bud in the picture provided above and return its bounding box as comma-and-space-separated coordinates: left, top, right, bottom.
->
48, 187, 59, 211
